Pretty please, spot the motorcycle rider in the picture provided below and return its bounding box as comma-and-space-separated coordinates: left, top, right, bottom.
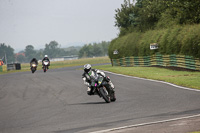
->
42, 55, 50, 69
30, 58, 38, 68
82, 64, 115, 95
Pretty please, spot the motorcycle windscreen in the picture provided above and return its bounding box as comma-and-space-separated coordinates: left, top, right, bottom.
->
43, 61, 49, 65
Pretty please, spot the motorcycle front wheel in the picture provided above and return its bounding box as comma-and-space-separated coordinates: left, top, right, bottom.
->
31, 67, 36, 73
43, 66, 46, 72
99, 87, 111, 103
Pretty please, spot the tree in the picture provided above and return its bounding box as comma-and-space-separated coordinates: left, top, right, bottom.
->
93, 43, 103, 57
101, 41, 110, 56
79, 45, 89, 58
0, 43, 15, 63
115, 0, 200, 35
43, 41, 60, 58
16, 54, 26, 63
35, 49, 44, 60
115, 0, 135, 29
64, 46, 80, 56
25, 45, 36, 62
137, 0, 168, 30
165, 0, 200, 24
78, 41, 110, 58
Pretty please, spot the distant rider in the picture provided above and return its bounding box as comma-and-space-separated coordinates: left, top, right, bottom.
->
82, 64, 115, 95
42, 55, 50, 69
30, 58, 38, 68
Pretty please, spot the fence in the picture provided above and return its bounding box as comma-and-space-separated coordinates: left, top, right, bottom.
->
7, 63, 21, 71
111, 54, 200, 71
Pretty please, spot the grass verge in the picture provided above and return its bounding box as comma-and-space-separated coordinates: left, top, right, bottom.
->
0, 57, 110, 75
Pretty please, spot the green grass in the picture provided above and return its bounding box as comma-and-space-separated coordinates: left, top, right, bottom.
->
49, 57, 110, 69
0, 57, 110, 75
93, 65, 200, 90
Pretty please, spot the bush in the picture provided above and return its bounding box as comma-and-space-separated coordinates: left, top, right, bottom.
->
179, 25, 200, 57
109, 32, 142, 59
109, 24, 200, 59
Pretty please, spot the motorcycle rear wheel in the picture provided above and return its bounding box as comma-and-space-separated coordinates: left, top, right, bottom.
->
111, 92, 116, 102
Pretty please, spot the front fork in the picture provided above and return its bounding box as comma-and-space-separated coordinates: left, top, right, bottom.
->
102, 82, 113, 96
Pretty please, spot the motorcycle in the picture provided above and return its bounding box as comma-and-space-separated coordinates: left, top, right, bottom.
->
85, 71, 116, 103
42, 60, 49, 73
30, 63, 37, 73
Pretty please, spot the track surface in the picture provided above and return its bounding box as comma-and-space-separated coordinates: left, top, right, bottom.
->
0, 66, 200, 133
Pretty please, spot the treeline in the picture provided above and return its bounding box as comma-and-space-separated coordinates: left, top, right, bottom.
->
22, 41, 75, 63
0, 41, 109, 63
79, 41, 109, 58
0, 41, 69, 63
109, 0, 200, 59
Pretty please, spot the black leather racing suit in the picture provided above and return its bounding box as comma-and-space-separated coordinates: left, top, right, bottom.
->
30, 58, 38, 67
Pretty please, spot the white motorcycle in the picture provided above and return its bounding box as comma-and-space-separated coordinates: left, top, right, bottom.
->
43, 60, 49, 72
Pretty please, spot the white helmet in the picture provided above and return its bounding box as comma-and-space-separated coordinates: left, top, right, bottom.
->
44, 55, 48, 58
84, 64, 91, 73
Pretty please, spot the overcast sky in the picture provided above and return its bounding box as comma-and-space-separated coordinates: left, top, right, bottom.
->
0, 0, 124, 52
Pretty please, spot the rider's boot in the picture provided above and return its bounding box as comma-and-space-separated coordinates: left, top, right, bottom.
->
87, 87, 93, 95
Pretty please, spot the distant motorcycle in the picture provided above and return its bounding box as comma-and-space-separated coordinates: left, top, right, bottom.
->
31, 63, 37, 73
42, 60, 49, 73
85, 71, 116, 103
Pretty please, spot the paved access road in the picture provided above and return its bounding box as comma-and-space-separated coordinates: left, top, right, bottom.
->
0, 66, 200, 133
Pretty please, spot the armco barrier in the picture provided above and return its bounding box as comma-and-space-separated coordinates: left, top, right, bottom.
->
111, 54, 200, 71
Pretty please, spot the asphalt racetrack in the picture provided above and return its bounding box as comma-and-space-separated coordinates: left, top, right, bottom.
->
0, 65, 200, 133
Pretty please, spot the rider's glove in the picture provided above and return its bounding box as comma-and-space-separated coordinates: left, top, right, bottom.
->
105, 76, 110, 82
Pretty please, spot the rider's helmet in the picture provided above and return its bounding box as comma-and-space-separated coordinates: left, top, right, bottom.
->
84, 64, 91, 73
44, 55, 48, 58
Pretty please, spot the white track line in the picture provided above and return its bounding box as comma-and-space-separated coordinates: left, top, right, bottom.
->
89, 70, 200, 133
104, 70, 200, 92
89, 114, 200, 133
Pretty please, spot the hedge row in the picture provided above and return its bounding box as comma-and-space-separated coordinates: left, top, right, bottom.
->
109, 24, 200, 59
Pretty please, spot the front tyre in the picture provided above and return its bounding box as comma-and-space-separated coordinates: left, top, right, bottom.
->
99, 87, 110, 103
31, 67, 36, 73
43, 66, 46, 72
